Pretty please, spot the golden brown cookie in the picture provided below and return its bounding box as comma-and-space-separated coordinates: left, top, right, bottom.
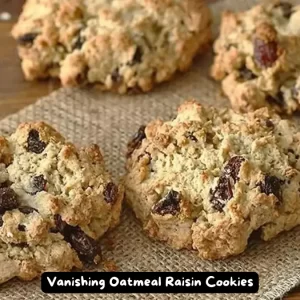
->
124, 100, 300, 259
211, 2, 300, 114
12, 0, 212, 93
0, 122, 123, 283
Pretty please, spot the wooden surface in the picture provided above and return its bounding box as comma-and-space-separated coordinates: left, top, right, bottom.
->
0, 1, 299, 299
0, 0, 59, 120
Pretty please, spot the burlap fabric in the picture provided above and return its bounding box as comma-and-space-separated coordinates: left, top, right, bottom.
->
1, 0, 300, 299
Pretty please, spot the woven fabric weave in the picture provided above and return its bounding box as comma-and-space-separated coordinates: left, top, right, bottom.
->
1, 0, 300, 299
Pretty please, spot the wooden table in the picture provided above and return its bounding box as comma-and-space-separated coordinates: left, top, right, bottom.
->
0, 0, 59, 120
0, 1, 299, 299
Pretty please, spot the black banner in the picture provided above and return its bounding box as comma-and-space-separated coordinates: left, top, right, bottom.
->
41, 272, 259, 294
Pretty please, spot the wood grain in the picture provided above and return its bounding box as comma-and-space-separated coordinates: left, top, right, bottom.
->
0, 2, 299, 299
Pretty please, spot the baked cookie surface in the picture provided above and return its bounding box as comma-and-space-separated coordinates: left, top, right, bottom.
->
12, 0, 211, 93
124, 100, 300, 259
0, 122, 123, 283
211, 2, 300, 114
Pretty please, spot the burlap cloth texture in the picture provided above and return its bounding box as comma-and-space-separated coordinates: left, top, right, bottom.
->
1, 0, 300, 299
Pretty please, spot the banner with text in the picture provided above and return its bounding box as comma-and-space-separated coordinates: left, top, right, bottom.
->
42, 272, 259, 293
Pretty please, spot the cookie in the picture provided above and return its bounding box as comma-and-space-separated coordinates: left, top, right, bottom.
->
12, 0, 212, 93
124, 100, 300, 259
0, 122, 123, 283
211, 2, 300, 114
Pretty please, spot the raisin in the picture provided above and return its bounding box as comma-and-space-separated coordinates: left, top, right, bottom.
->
129, 46, 143, 65
210, 177, 233, 212
19, 206, 38, 215
127, 125, 146, 157
254, 39, 278, 68
111, 68, 122, 83
11, 242, 28, 248
0, 181, 12, 188
185, 132, 198, 142
265, 119, 274, 128
210, 156, 245, 212
258, 175, 284, 202
68, 228, 100, 263
152, 190, 180, 216
30, 175, 47, 195
53, 214, 67, 233
266, 92, 284, 107
0, 187, 19, 214
54, 215, 100, 263
17, 33, 39, 46
50, 227, 60, 233
238, 66, 257, 81
275, 2, 293, 18
18, 224, 26, 232
103, 182, 118, 204
27, 129, 47, 154
73, 35, 85, 50
223, 156, 245, 182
